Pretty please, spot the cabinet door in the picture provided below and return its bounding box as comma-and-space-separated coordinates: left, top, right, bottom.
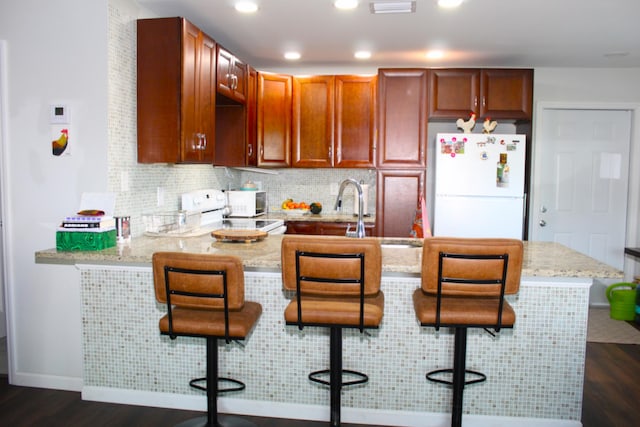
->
196, 32, 216, 163
318, 222, 376, 236
257, 73, 292, 167
230, 55, 247, 103
292, 76, 335, 167
245, 66, 258, 166
216, 46, 247, 104
179, 21, 200, 162
480, 69, 533, 120
335, 75, 376, 168
428, 68, 480, 119
376, 169, 425, 237
377, 69, 428, 168
137, 18, 215, 164
285, 221, 317, 234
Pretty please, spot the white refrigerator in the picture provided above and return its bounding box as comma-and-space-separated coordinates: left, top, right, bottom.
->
433, 133, 526, 239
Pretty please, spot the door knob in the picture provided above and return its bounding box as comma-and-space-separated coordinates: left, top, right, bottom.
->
539, 220, 547, 227
540, 206, 547, 213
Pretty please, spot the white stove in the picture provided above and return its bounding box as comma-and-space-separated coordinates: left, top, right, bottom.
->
182, 189, 285, 235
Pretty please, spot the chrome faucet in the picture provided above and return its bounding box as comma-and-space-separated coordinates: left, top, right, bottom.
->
334, 178, 366, 238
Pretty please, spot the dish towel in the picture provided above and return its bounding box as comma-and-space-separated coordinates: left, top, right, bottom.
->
410, 194, 431, 238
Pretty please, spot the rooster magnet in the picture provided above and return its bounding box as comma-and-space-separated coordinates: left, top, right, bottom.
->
52, 128, 69, 156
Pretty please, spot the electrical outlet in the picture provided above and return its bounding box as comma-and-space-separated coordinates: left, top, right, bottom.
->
330, 183, 339, 195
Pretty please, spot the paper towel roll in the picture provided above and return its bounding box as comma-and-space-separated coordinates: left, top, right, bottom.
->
353, 184, 369, 215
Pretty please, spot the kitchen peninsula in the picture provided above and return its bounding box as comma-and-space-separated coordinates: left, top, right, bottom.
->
36, 236, 621, 427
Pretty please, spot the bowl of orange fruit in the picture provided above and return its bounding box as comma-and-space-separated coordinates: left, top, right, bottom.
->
280, 199, 310, 215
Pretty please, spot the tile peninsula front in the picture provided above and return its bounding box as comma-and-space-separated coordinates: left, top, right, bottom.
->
36, 236, 622, 427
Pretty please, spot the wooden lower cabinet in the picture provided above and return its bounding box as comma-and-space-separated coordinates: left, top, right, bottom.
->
376, 169, 425, 238
285, 221, 376, 236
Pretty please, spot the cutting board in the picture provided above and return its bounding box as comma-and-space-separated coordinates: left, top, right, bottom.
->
211, 229, 268, 243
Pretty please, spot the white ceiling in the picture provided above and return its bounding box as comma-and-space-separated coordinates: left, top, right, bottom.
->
137, 0, 640, 72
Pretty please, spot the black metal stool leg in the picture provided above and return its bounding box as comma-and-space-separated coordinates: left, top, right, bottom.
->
177, 337, 256, 427
330, 327, 342, 427
451, 327, 467, 427
308, 327, 369, 427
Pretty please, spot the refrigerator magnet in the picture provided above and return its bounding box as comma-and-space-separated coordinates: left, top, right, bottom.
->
480, 151, 489, 160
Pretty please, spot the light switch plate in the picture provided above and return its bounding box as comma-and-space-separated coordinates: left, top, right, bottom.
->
50, 104, 70, 124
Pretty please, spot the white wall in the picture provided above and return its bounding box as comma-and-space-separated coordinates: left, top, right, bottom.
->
0, 1, 639, 393
532, 68, 640, 283
0, 0, 109, 390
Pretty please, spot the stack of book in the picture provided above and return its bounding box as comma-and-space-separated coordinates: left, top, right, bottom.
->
59, 214, 116, 231
56, 213, 116, 251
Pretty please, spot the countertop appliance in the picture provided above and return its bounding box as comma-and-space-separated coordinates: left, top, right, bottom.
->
226, 190, 267, 217
433, 133, 526, 239
181, 189, 284, 235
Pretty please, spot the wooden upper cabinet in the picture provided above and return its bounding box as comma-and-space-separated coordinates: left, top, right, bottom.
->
214, 66, 258, 167
428, 68, 480, 119
428, 68, 533, 120
292, 76, 335, 167
245, 66, 258, 166
377, 68, 428, 169
137, 17, 216, 164
480, 68, 533, 120
216, 45, 247, 104
257, 72, 292, 167
334, 75, 376, 168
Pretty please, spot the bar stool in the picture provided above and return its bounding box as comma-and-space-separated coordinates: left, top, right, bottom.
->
281, 235, 384, 427
413, 237, 523, 427
152, 252, 262, 427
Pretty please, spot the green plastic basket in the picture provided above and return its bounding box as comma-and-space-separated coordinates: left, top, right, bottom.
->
606, 282, 637, 321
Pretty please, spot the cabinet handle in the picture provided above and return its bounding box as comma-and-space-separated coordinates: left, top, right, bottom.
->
474, 96, 478, 108
328, 146, 332, 159
232, 74, 238, 90
248, 144, 253, 157
201, 134, 207, 150
226, 73, 232, 87
482, 96, 486, 108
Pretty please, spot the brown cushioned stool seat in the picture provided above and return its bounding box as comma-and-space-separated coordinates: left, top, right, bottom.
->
153, 252, 262, 427
413, 237, 523, 427
281, 235, 384, 427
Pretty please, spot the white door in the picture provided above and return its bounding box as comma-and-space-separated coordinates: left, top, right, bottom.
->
531, 108, 631, 270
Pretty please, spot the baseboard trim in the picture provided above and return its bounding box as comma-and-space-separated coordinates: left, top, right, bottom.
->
11, 371, 82, 392
82, 386, 582, 427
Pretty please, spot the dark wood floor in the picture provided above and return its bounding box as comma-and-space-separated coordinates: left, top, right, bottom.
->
0, 342, 638, 427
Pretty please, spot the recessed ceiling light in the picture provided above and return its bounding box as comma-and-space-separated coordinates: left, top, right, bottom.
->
354, 51, 372, 59
284, 52, 301, 60
335, 0, 359, 10
370, 1, 416, 14
438, 0, 463, 8
426, 50, 444, 59
235, 1, 258, 13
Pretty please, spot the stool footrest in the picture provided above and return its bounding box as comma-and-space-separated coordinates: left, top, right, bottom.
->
308, 369, 369, 387
189, 376, 246, 394
426, 368, 487, 386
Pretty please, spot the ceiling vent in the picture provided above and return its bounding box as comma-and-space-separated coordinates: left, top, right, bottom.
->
369, 1, 416, 14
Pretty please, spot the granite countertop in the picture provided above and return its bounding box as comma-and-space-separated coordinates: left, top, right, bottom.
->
35, 233, 623, 279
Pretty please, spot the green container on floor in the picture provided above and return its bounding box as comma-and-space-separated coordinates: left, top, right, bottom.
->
606, 282, 637, 321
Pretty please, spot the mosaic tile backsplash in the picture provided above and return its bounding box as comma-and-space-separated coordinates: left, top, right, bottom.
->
81, 267, 587, 421
107, 1, 377, 238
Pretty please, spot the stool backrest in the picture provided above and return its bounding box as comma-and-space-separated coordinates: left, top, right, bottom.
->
421, 237, 523, 296
152, 252, 245, 310
281, 235, 382, 297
